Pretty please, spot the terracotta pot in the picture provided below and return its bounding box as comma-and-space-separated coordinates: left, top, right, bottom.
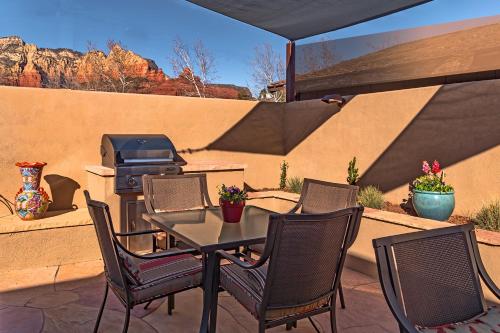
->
14, 162, 50, 220
219, 199, 245, 223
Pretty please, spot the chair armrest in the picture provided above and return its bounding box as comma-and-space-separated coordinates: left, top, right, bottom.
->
477, 252, 500, 299
115, 229, 164, 237
216, 250, 266, 269
115, 240, 197, 260
130, 249, 198, 260
287, 202, 301, 214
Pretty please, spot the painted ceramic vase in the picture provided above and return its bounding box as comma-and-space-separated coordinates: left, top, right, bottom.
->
412, 190, 455, 221
14, 162, 50, 220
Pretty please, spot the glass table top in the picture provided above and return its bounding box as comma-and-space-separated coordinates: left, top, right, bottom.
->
142, 206, 275, 252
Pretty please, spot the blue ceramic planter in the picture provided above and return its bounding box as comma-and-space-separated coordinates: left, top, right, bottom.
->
412, 190, 455, 221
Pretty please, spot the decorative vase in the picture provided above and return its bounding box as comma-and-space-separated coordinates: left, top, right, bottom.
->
220, 199, 245, 223
14, 162, 50, 220
412, 190, 455, 221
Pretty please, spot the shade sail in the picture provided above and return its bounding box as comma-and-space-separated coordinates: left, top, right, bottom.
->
186, 0, 432, 40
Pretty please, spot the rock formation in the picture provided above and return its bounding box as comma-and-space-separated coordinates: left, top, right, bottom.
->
0, 36, 251, 99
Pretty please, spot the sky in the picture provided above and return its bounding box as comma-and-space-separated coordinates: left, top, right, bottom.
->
1, 0, 500, 88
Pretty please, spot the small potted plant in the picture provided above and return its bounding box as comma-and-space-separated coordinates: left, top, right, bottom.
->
412, 160, 455, 221
218, 184, 248, 223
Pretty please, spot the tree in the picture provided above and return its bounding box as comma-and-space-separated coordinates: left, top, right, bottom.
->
250, 43, 285, 102
79, 40, 147, 93
170, 37, 216, 98
106, 40, 147, 93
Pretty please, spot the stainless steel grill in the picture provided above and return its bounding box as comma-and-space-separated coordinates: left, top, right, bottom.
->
100, 134, 186, 251
101, 134, 186, 194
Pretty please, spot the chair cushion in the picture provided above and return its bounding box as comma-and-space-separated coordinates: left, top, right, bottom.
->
220, 262, 330, 320
220, 263, 267, 318
117, 248, 202, 303
417, 306, 499, 333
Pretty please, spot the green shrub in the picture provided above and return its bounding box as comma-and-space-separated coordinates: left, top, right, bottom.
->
474, 200, 500, 231
287, 177, 303, 194
279, 160, 288, 190
347, 156, 359, 185
358, 186, 384, 209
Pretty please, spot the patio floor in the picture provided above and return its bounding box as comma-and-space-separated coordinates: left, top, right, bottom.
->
0, 260, 398, 333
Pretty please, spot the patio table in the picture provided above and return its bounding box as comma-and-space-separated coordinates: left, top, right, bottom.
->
142, 205, 275, 333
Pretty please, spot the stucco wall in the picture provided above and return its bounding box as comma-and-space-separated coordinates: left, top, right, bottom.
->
1, 80, 499, 215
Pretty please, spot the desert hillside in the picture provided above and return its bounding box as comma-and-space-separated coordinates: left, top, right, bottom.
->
0, 36, 251, 99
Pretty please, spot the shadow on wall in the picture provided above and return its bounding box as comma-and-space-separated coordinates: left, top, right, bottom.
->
358, 80, 500, 192
44, 174, 81, 211
179, 99, 345, 155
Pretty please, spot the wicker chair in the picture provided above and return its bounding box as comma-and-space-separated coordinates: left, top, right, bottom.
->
84, 191, 202, 333
249, 178, 359, 311
373, 224, 500, 333
212, 206, 364, 333
142, 173, 213, 314
143, 173, 214, 249
290, 178, 359, 214
142, 173, 214, 216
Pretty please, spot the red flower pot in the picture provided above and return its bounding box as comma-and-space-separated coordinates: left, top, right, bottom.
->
220, 199, 245, 223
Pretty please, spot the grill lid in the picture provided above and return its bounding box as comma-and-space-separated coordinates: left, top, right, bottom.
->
101, 134, 186, 167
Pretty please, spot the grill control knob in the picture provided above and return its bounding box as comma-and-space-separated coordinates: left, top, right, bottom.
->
127, 177, 137, 186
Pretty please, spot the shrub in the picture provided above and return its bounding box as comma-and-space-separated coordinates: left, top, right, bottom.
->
358, 186, 384, 209
347, 156, 359, 185
287, 177, 303, 194
279, 160, 288, 190
474, 200, 500, 231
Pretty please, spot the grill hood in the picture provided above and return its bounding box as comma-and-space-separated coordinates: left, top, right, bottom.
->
101, 134, 186, 167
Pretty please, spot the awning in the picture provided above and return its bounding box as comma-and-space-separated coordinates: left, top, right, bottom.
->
186, 0, 432, 40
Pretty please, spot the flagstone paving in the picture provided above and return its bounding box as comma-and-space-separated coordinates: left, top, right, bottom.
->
0, 260, 398, 333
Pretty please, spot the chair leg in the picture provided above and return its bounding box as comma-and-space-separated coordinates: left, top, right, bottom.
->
169, 234, 176, 248
93, 283, 108, 333
308, 317, 321, 333
339, 282, 346, 309
122, 304, 131, 333
209, 261, 221, 333
152, 235, 157, 252
330, 307, 338, 333
258, 321, 266, 333
286, 320, 297, 330
167, 295, 175, 315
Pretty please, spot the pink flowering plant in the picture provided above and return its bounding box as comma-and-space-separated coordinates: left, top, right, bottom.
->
413, 160, 453, 193
218, 184, 248, 203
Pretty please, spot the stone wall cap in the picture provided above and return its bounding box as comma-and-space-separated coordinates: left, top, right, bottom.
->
364, 207, 500, 247
85, 165, 114, 176
183, 160, 247, 172
85, 161, 247, 177
247, 190, 300, 202
246, 192, 500, 246
0, 209, 92, 234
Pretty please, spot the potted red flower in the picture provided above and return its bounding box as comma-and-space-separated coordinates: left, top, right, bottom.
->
218, 184, 248, 223
412, 160, 455, 221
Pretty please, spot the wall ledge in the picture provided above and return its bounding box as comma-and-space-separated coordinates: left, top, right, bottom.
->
247, 190, 300, 202
0, 209, 91, 234
85, 160, 247, 177
364, 207, 500, 247
248, 191, 500, 246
